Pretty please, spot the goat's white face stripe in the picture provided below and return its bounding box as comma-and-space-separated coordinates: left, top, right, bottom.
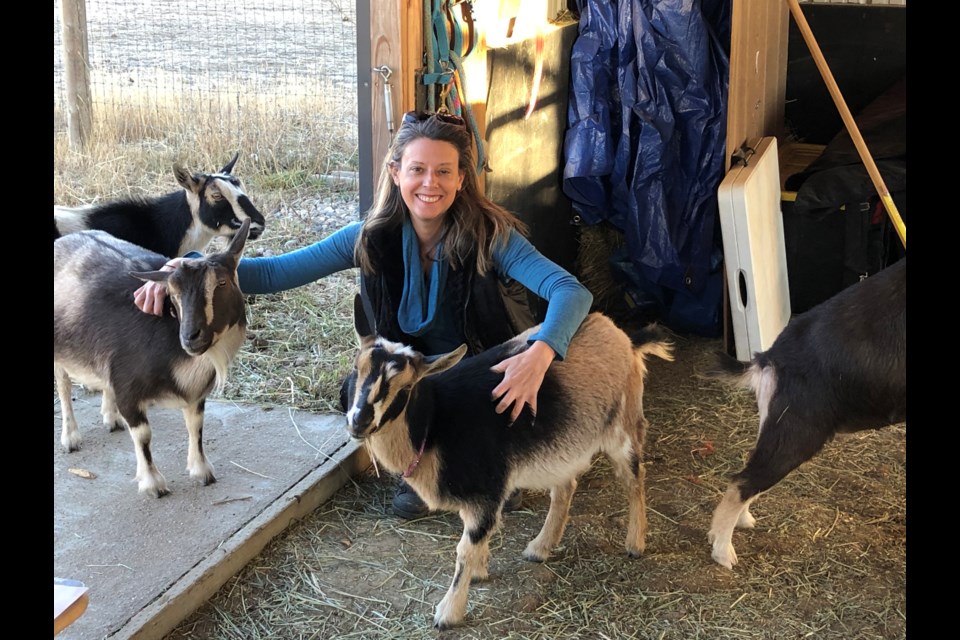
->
209, 177, 250, 229
351, 362, 395, 432
348, 341, 418, 434
179, 177, 257, 256
184, 188, 202, 220
203, 269, 218, 326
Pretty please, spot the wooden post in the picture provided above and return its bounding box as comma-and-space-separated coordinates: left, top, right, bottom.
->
725, 0, 789, 171
60, 0, 92, 148
368, 1, 421, 189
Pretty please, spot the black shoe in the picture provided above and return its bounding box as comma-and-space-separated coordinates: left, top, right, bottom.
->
392, 480, 430, 519
503, 489, 523, 512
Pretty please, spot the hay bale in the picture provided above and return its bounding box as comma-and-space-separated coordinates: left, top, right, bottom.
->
576, 222, 626, 313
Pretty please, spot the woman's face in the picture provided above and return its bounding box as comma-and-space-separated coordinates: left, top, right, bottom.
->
391, 138, 465, 229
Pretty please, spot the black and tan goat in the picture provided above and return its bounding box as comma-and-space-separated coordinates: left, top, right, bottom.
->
53, 153, 265, 258
53, 219, 251, 498
343, 295, 673, 629
706, 257, 906, 569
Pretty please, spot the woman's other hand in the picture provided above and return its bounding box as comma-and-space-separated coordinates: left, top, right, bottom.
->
490, 340, 556, 424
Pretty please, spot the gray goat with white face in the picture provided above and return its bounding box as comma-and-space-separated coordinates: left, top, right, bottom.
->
343, 295, 674, 629
53, 219, 251, 498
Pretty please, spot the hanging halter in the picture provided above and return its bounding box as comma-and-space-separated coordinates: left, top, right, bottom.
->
421, 0, 487, 174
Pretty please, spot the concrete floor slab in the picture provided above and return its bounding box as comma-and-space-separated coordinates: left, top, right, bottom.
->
54, 388, 363, 640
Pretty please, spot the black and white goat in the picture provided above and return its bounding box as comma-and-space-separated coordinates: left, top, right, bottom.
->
707, 257, 906, 569
343, 295, 674, 629
53, 152, 265, 258
53, 219, 251, 498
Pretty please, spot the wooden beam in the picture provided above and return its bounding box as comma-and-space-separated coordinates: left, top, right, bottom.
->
368, 1, 422, 188
401, 0, 423, 112
725, 0, 788, 170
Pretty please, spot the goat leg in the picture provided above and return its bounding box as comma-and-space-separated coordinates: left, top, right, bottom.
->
709, 408, 831, 569
100, 387, 126, 432
523, 479, 576, 562
55, 366, 82, 452
435, 508, 499, 629
124, 405, 170, 498
184, 400, 216, 485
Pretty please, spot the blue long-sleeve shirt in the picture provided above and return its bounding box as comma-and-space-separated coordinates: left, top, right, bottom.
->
236, 221, 593, 359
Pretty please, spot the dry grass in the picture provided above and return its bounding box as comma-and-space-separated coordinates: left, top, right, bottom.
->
230, 241, 359, 414
54, 82, 357, 206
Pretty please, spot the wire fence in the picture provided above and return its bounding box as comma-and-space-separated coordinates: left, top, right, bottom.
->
54, 0, 359, 174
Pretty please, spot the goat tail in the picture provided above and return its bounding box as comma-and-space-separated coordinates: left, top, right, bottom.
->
701, 350, 759, 391
629, 324, 675, 362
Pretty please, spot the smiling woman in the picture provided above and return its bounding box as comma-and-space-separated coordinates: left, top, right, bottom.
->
389, 137, 465, 263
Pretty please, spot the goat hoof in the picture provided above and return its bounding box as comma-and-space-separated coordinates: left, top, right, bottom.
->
522, 539, 551, 562
61, 431, 83, 452
202, 475, 217, 486
433, 597, 463, 629
138, 477, 170, 498
522, 550, 546, 563
433, 616, 460, 631
711, 544, 737, 569
736, 509, 756, 529
433, 614, 455, 631
109, 421, 124, 433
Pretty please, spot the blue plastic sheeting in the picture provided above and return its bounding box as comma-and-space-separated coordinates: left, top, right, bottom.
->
563, 0, 730, 336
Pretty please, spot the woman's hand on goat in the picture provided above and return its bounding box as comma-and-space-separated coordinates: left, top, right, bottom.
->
133, 258, 181, 316
490, 340, 556, 424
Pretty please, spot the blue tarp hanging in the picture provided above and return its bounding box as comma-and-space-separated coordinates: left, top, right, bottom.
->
563, 0, 731, 336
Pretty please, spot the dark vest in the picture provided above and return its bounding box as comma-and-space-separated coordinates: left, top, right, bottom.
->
359, 225, 535, 357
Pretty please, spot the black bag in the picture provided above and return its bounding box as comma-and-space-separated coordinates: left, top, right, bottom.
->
783, 193, 905, 314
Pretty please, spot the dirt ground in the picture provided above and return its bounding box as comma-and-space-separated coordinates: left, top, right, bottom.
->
165, 331, 906, 640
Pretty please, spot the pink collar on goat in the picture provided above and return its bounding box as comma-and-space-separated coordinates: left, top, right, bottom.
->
402, 436, 427, 478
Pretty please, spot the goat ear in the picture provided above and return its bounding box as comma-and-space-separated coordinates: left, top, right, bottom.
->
354, 294, 373, 339
423, 344, 467, 377
173, 165, 200, 192
225, 218, 251, 257
129, 270, 172, 285
221, 152, 240, 175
